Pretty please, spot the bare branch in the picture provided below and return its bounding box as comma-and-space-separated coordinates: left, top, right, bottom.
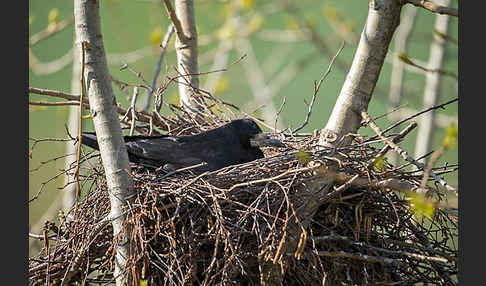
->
162, 0, 186, 42
361, 111, 456, 193
29, 101, 80, 106
144, 24, 175, 112
406, 0, 458, 17
380, 97, 458, 135
293, 41, 345, 133
129, 87, 139, 136
30, 15, 75, 46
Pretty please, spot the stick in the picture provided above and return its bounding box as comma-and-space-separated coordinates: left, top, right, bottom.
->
361, 111, 456, 193
367, 121, 418, 169
162, 0, 186, 42
379, 97, 458, 135
406, 0, 458, 17
293, 41, 345, 133
74, 41, 88, 201
129, 87, 139, 136
143, 24, 175, 112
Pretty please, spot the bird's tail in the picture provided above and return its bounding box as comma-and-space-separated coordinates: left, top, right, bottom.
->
81, 132, 100, 150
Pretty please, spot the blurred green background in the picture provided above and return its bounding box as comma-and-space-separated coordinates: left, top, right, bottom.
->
29, 0, 458, 232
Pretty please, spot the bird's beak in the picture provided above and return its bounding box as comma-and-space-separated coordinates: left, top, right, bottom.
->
250, 133, 285, 148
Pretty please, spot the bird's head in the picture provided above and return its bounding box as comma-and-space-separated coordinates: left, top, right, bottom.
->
230, 118, 285, 148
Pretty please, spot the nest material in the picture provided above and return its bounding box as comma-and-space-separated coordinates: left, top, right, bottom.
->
29, 100, 458, 285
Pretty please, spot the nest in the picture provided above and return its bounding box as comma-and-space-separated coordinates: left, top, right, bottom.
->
29, 96, 458, 285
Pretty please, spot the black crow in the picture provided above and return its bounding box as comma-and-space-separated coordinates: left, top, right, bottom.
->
81, 118, 285, 172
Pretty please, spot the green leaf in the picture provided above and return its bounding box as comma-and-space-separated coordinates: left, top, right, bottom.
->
48, 8, 60, 25
405, 192, 435, 219
397, 52, 413, 65
442, 123, 458, 149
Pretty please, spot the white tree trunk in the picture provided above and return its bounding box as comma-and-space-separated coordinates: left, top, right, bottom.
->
318, 0, 402, 148
414, 0, 451, 162
74, 1, 134, 285
174, 0, 200, 112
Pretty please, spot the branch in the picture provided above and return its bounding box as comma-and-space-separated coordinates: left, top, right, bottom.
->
367, 121, 418, 169
317, 250, 403, 265
162, 0, 186, 42
30, 15, 75, 46
380, 97, 458, 135
29, 87, 155, 126
29, 101, 80, 106
144, 24, 175, 112
406, 0, 458, 17
361, 111, 457, 193
398, 53, 457, 80
129, 87, 139, 136
73, 41, 88, 201
293, 41, 345, 133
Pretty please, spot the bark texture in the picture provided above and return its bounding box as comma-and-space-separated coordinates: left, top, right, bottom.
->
319, 0, 402, 148
74, 1, 135, 285
174, 0, 200, 112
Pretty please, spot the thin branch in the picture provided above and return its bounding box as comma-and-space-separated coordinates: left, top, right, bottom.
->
29, 87, 155, 126
144, 24, 175, 112
120, 63, 153, 92
361, 111, 456, 194
30, 15, 75, 46
293, 41, 345, 133
29, 87, 88, 103
73, 41, 87, 201
162, 0, 186, 42
318, 174, 360, 204
317, 250, 402, 265
274, 96, 286, 133
380, 97, 458, 135
406, 0, 458, 17
367, 122, 418, 169
129, 87, 139, 136
29, 101, 80, 106
399, 53, 457, 80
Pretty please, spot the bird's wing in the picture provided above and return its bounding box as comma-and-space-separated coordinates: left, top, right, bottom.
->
124, 135, 206, 169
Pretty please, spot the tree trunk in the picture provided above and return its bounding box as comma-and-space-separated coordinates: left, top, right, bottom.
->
318, 0, 402, 148
74, 1, 135, 285
414, 0, 451, 162
174, 0, 200, 112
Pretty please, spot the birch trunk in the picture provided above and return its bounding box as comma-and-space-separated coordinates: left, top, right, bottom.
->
74, 1, 135, 285
318, 0, 402, 148
174, 0, 200, 112
414, 0, 451, 162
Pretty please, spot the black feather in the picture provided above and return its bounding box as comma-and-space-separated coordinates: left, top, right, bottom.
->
81, 119, 274, 172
